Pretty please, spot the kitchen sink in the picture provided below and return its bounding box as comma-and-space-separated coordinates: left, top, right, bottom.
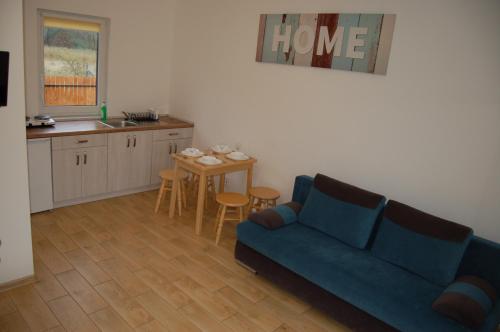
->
99, 120, 138, 128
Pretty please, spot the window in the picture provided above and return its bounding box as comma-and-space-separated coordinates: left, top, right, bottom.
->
39, 10, 108, 117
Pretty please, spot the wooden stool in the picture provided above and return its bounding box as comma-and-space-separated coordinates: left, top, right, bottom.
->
248, 186, 280, 214
214, 192, 249, 245
154, 169, 187, 215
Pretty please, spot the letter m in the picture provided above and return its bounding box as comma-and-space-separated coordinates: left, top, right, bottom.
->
316, 26, 344, 56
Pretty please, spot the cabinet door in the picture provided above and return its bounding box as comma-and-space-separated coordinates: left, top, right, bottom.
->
173, 138, 192, 154
52, 150, 82, 202
151, 140, 174, 185
107, 132, 132, 192
129, 131, 153, 188
82, 147, 108, 197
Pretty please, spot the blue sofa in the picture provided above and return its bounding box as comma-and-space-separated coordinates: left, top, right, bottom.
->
235, 175, 500, 332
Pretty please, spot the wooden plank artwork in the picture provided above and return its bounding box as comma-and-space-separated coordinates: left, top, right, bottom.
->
256, 13, 396, 75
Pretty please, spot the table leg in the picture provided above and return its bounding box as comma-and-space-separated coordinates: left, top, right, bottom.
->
246, 165, 253, 196
219, 174, 226, 193
168, 162, 179, 218
195, 173, 207, 235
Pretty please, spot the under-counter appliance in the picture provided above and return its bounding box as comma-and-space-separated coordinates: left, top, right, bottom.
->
26, 114, 56, 127
27, 138, 54, 213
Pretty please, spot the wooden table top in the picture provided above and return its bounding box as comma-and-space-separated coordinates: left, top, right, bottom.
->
26, 116, 194, 139
173, 152, 257, 174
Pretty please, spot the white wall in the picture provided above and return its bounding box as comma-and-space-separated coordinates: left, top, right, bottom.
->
0, 0, 34, 284
170, 0, 500, 241
24, 0, 175, 117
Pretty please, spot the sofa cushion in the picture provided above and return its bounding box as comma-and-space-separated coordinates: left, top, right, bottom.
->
371, 200, 473, 286
237, 221, 489, 332
433, 276, 498, 329
298, 174, 385, 249
248, 202, 302, 229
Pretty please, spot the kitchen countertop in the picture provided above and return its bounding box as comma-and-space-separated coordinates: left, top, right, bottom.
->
26, 116, 194, 139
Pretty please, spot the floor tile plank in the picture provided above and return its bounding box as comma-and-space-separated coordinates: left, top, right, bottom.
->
65, 248, 112, 286
56, 270, 108, 314
135, 268, 192, 309
48, 295, 99, 332
97, 258, 150, 297
0, 311, 32, 332
9, 285, 60, 332
89, 307, 134, 332
33, 256, 67, 302
136, 291, 201, 332
94, 280, 154, 328
33, 239, 73, 274
71, 230, 114, 262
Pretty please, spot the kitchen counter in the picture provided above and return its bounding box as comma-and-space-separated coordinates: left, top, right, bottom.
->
26, 116, 194, 139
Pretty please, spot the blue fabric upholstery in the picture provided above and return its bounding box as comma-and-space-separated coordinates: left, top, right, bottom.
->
292, 175, 314, 205
237, 221, 500, 332
458, 237, 500, 295
299, 187, 385, 249
372, 216, 472, 287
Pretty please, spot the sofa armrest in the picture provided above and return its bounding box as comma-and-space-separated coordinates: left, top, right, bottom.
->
458, 236, 500, 296
248, 202, 302, 230
292, 175, 314, 205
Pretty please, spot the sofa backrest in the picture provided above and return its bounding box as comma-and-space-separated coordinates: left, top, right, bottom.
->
371, 200, 473, 286
291, 175, 500, 292
297, 174, 386, 249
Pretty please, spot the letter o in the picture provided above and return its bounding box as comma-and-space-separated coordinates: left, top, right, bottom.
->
293, 25, 315, 54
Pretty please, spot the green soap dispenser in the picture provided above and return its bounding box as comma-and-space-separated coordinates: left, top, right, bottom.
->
100, 101, 107, 121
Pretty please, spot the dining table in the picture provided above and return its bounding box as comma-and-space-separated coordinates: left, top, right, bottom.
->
168, 152, 257, 235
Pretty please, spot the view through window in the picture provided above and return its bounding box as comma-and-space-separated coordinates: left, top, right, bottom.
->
43, 17, 100, 106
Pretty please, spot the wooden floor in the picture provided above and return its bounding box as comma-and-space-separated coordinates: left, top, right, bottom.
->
0, 190, 350, 332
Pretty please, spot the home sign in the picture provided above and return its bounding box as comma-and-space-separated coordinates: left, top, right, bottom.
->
256, 13, 396, 75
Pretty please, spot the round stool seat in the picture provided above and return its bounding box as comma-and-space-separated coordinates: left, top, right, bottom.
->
216, 192, 249, 207
159, 169, 187, 180
249, 186, 280, 200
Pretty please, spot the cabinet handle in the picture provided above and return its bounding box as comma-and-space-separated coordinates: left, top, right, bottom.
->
168, 132, 179, 136
169, 143, 172, 154
77, 139, 89, 144
127, 136, 130, 148
76, 154, 80, 166
84, 153, 87, 165
174, 143, 178, 153
133, 136, 137, 147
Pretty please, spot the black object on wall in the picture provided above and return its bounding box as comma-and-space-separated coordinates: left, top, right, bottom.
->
0, 51, 9, 107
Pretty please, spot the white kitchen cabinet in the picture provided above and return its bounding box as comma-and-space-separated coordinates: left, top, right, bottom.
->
151, 140, 174, 185
108, 131, 153, 192
150, 131, 193, 185
81, 147, 108, 197
52, 135, 108, 203
52, 149, 82, 202
27, 138, 54, 213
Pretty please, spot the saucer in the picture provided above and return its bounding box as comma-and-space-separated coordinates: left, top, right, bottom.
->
211, 145, 232, 154
226, 152, 250, 161
196, 156, 223, 165
181, 148, 204, 158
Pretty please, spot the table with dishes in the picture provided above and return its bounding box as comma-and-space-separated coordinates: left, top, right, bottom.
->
168, 146, 257, 235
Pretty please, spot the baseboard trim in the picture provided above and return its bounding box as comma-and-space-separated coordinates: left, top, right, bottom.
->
52, 184, 160, 209
0, 275, 36, 293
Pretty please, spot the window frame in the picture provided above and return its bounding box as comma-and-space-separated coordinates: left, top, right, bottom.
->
37, 9, 109, 118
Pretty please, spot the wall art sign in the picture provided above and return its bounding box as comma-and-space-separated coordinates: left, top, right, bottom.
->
256, 13, 396, 75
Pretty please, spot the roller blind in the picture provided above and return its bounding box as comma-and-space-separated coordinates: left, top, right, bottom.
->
43, 17, 100, 33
